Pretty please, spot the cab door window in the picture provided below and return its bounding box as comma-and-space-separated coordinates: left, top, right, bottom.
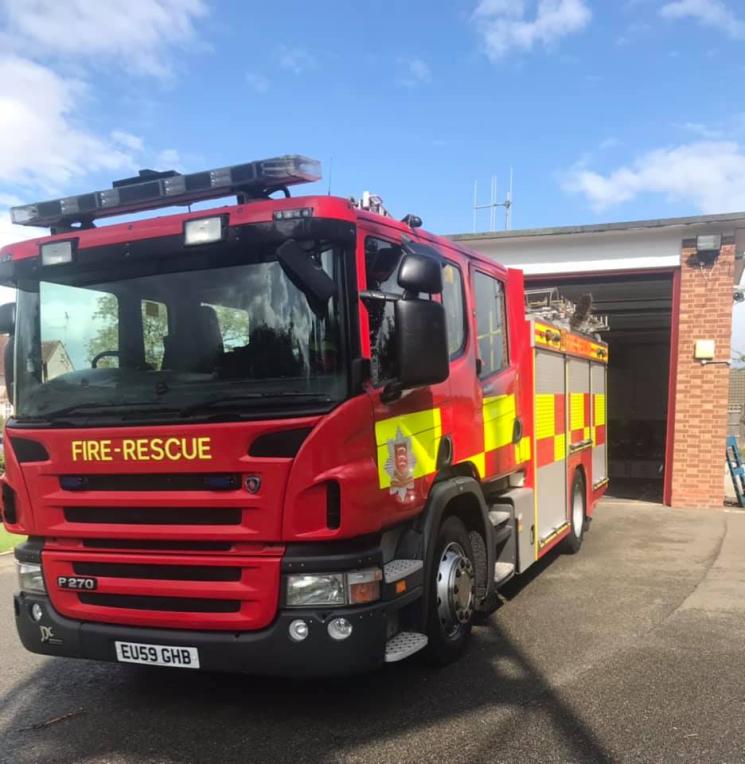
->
473, 271, 508, 377
442, 262, 466, 358
365, 236, 404, 385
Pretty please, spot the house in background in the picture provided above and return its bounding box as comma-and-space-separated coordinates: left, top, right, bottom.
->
41, 340, 74, 382
0, 337, 75, 421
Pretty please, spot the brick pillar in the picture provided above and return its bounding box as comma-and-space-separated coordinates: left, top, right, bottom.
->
669, 238, 735, 508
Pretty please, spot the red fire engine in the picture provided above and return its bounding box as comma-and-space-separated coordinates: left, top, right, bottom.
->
0, 156, 607, 675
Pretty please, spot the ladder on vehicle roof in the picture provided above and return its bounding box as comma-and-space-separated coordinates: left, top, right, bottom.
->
726, 436, 745, 507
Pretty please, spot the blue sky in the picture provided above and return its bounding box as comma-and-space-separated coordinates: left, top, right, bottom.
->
0, 0, 744, 339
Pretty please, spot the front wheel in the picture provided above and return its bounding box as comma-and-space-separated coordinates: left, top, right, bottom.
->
563, 470, 586, 554
423, 516, 476, 666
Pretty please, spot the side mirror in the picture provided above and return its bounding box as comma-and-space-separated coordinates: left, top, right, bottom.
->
395, 298, 449, 388
0, 303, 15, 335
398, 254, 442, 295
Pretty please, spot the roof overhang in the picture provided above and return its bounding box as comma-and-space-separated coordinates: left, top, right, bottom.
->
451, 211, 745, 285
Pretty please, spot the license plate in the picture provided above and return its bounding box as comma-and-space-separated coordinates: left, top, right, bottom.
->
114, 641, 200, 669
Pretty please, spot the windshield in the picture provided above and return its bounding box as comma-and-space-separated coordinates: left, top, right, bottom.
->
13, 237, 348, 422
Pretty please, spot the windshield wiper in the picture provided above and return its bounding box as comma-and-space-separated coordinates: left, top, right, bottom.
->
179, 392, 333, 417
32, 401, 178, 420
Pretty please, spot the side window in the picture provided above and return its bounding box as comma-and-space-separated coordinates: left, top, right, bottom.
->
442, 262, 466, 358
365, 237, 404, 385
141, 300, 168, 369
473, 271, 508, 377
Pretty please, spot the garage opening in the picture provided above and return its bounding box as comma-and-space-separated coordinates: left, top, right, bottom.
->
527, 272, 674, 503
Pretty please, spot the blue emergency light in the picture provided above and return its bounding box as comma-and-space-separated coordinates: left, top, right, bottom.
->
10, 155, 322, 230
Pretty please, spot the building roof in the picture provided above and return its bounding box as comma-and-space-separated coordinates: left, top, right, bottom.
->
451, 211, 745, 243
41, 340, 63, 364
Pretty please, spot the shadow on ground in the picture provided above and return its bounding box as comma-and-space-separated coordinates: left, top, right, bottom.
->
0, 551, 611, 763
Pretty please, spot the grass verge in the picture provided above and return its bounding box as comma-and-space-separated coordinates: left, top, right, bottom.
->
0, 525, 23, 553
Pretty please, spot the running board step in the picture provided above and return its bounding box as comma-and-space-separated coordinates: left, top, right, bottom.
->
488, 510, 512, 527
385, 631, 428, 663
384, 559, 423, 584
494, 561, 515, 586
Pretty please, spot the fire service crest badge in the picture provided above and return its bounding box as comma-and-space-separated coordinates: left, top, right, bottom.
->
385, 427, 417, 501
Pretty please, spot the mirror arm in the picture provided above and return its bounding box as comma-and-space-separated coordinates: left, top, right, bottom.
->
381, 380, 403, 404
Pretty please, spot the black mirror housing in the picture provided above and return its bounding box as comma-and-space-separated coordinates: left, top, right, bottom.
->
0, 303, 15, 335
276, 240, 336, 317
395, 298, 449, 388
398, 254, 442, 294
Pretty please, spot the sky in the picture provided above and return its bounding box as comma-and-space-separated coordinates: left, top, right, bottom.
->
0, 0, 744, 346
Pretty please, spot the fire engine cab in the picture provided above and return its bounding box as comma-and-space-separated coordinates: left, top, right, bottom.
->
0, 156, 607, 675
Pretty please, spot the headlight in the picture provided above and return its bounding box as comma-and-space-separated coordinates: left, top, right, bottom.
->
16, 561, 46, 594
285, 567, 382, 608
286, 573, 346, 607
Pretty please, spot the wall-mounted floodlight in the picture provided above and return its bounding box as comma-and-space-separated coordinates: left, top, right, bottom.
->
694, 234, 722, 265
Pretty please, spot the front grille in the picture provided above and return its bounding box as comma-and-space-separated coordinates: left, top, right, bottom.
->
82, 539, 233, 552
73, 561, 241, 581
44, 549, 280, 631
59, 473, 241, 492
63, 507, 242, 525
78, 593, 241, 613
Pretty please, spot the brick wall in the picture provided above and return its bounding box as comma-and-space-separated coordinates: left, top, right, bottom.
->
670, 239, 735, 508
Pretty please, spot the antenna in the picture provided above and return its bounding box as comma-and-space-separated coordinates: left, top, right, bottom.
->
472, 169, 514, 232
327, 156, 333, 195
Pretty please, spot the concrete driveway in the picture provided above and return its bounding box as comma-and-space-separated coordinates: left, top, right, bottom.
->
1, 499, 744, 763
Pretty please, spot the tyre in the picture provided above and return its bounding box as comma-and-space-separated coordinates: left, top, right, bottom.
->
562, 470, 586, 554
423, 515, 477, 665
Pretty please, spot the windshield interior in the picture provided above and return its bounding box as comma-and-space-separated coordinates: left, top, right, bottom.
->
13, 238, 348, 422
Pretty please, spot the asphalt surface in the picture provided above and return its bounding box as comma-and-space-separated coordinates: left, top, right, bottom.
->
2, 499, 745, 763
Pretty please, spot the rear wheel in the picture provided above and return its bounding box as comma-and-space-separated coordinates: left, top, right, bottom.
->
563, 470, 586, 554
424, 516, 476, 665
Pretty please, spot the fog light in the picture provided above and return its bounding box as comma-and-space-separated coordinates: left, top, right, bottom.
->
327, 617, 353, 641
31, 603, 43, 622
288, 619, 309, 642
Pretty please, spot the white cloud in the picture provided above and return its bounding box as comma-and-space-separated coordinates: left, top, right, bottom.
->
155, 148, 184, 171
246, 72, 270, 93
562, 140, 745, 213
0, 0, 209, 77
660, 0, 745, 39
111, 130, 145, 153
473, 0, 591, 60
0, 55, 136, 192
277, 45, 316, 74
397, 58, 432, 87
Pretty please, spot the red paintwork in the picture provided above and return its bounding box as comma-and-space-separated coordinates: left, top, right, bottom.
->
0, 192, 605, 634
43, 550, 280, 631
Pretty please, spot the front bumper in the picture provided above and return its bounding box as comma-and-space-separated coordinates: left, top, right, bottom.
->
14, 590, 418, 677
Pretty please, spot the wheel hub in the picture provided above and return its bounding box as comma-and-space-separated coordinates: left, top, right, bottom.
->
436, 541, 475, 637
573, 483, 584, 538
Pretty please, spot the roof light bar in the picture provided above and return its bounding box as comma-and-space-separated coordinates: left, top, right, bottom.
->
10, 155, 321, 230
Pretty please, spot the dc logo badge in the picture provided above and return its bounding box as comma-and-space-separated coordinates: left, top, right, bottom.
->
385, 427, 417, 502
